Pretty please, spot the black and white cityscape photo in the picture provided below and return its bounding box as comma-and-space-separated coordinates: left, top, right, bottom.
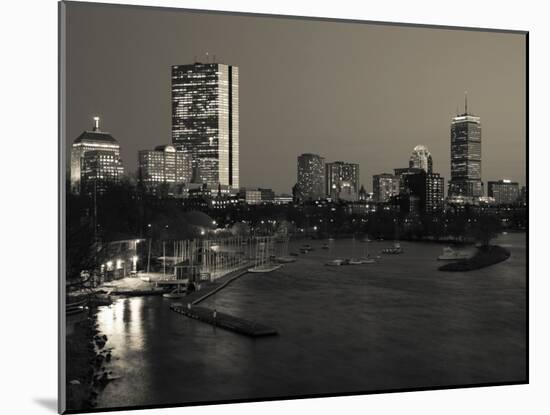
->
60, 2, 527, 413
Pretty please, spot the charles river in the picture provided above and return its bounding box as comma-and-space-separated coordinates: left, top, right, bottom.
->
95, 232, 526, 409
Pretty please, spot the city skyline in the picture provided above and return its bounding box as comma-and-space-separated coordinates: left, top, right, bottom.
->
60, 4, 527, 413
65, 4, 526, 194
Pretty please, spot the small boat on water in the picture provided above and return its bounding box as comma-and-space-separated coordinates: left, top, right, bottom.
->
66, 297, 88, 315
290, 252, 299, 257
163, 285, 186, 299
437, 246, 470, 261
249, 241, 283, 272
275, 256, 296, 263
348, 258, 363, 265
325, 259, 344, 266
163, 292, 185, 299
66, 306, 86, 316
248, 264, 283, 273
382, 242, 403, 255
358, 237, 376, 263
321, 244, 329, 250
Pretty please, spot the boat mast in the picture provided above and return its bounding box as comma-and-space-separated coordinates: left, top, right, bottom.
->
163, 241, 166, 278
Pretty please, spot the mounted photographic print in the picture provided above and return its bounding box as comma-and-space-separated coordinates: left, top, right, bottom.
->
59, 1, 528, 413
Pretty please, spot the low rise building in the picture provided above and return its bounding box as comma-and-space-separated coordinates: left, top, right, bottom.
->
138, 145, 192, 197
488, 180, 520, 205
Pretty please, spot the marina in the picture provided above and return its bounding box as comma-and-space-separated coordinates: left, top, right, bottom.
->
94, 233, 526, 409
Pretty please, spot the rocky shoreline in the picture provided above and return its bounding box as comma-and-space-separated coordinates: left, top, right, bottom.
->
66, 305, 118, 411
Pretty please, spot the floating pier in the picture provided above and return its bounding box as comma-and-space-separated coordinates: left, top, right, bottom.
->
165, 236, 286, 337
170, 304, 277, 338
190, 269, 249, 305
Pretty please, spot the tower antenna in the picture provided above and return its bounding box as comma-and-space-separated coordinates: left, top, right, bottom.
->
464, 91, 468, 115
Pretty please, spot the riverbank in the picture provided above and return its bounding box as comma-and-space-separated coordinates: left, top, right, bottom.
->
439, 245, 511, 271
66, 306, 120, 411
66, 311, 96, 411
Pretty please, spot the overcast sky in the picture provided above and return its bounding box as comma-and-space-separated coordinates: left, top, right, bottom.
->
65, 2, 526, 194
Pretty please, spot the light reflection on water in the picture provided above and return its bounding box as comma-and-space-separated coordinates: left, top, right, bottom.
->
95, 233, 526, 409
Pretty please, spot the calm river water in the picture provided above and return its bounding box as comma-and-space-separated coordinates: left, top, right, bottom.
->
96, 233, 526, 409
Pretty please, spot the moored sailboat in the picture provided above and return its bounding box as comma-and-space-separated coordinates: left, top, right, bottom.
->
248, 237, 283, 273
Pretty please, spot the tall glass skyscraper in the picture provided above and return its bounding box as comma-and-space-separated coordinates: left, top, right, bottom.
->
171, 62, 239, 189
448, 97, 482, 198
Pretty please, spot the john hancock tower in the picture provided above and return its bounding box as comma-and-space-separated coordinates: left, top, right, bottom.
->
448, 94, 483, 198
171, 62, 239, 189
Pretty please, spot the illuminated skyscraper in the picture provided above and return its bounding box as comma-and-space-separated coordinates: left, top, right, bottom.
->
325, 161, 360, 201
296, 153, 325, 201
138, 145, 192, 197
409, 145, 433, 173
171, 62, 239, 188
372, 173, 399, 203
448, 94, 483, 198
70, 117, 124, 195
425, 173, 445, 212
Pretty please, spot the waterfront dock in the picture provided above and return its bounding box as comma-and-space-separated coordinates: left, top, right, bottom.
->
170, 303, 277, 337
179, 264, 251, 305
167, 263, 279, 337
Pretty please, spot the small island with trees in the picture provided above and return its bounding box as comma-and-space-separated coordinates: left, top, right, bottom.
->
439, 215, 511, 272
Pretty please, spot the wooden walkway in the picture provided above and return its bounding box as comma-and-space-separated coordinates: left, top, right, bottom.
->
170, 304, 277, 337
190, 269, 249, 305
168, 263, 278, 337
